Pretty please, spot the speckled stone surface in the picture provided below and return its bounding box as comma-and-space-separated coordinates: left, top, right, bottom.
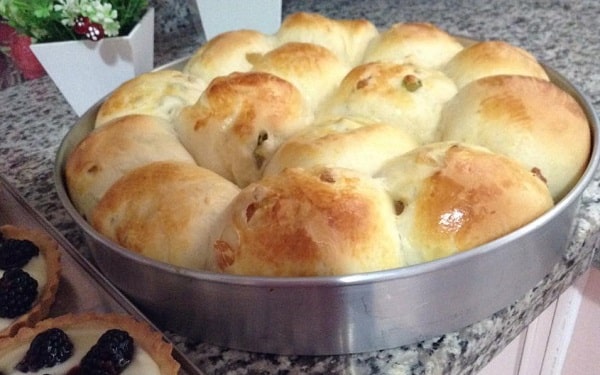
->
1, 0, 599, 374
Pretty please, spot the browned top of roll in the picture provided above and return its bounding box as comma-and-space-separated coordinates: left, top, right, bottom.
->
276, 11, 378, 65
66, 115, 195, 220
318, 61, 457, 144
175, 71, 314, 187
263, 117, 418, 177
443, 40, 550, 88
362, 22, 464, 68
249, 42, 351, 110
95, 70, 206, 127
211, 167, 404, 276
183, 29, 275, 83
91, 161, 240, 270
376, 142, 554, 263
439, 75, 590, 200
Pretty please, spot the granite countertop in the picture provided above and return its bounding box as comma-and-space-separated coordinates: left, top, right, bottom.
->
1, 0, 600, 374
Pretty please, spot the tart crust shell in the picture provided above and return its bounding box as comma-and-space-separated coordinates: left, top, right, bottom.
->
0, 225, 61, 338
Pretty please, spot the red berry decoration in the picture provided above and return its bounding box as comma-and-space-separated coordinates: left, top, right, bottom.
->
73, 16, 91, 35
84, 22, 105, 41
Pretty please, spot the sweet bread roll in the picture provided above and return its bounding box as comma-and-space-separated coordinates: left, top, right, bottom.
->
362, 22, 464, 69
249, 42, 351, 110
66, 115, 196, 220
263, 117, 418, 177
91, 161, 240, 270
95, 70, 207, 127
210, 167, 404, 276
375, 142, 553, 264
175, 71, 314, 187
443, 40, 550, 88
318, 62, 457, 144
183, 29, 276, 83
439, 75, 590, 200
62, 12, 591, 275
275, 12, 378, 65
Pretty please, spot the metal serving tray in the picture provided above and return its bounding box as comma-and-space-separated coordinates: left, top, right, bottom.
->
0, 175, 204, 375
54, 58, 600, 355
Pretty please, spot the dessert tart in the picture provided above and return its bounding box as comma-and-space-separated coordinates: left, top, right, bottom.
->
0, 225, 60, 338
0, 313, 180, 374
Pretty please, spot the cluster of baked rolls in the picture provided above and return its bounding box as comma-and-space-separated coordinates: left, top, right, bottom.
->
65, 12, 591, 276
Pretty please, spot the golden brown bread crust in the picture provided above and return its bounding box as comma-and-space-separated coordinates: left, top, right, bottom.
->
318, 61, 457, 144
439, 75, 591, 200
91, 161, 240, 270
443, 40, 550, 88
376, 142, 554, 263
211, 167, 404, 276
175, 71, 314, 187
64, 12, 591, 274
276, 12, 378, 65
65, 114, 196, 220
249, 41, 351, 111
0, 313, 180, 374
0, 225, 60, 338
362, 22, 464, 68
183, 29, 275, 83
263, 117, 419, 177
95, 70, 206, 127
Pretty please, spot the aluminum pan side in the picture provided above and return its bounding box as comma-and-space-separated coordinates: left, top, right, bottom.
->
54, 62, 600, 355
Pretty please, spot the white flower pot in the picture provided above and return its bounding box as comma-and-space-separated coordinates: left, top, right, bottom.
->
30, 8, 155, 117
194, 0, 282, 40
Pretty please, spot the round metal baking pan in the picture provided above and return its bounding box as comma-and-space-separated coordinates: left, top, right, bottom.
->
54, 58, 600, 355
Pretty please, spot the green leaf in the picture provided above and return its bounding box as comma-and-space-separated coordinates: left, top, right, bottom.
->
33, 5, 51, 19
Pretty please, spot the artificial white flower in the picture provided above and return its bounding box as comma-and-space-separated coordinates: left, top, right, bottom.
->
54, 0, 81, 26
80, 0, 120, 37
